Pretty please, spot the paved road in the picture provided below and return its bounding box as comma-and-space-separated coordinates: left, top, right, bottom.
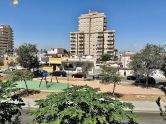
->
136, 112, 166, 124
20, 109, 166, 124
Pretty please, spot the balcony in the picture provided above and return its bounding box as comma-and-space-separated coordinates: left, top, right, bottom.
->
71, 47, 75, 50
107, 37, 114, 40
70, 43, 76, 46
70, 36, 76, 39
107, 44, 113, 46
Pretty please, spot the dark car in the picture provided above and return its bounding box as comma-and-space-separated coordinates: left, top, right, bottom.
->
157, 82, 166, 88
92, 74, 104, 80
135, 75, 156, 86
72, 73, 86, 78
127, 75, 136, 80
50, 71, 67, 77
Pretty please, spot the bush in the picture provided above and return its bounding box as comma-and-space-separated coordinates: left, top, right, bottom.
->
32, 86, 139, 124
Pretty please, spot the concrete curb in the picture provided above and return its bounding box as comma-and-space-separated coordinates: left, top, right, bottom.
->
22, 98, 163, 112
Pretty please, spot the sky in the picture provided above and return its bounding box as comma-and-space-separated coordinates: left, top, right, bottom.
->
0, 0, 166, 51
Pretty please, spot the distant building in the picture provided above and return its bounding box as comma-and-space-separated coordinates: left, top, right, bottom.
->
120, 51, 136, 69
70, 11, 115, 57
0, 25, 14, 53
47, 48, 67, 57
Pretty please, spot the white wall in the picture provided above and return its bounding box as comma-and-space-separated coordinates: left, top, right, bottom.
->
119, 69, 134, 77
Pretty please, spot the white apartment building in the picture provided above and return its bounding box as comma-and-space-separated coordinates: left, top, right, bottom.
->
70, 11, 115, 57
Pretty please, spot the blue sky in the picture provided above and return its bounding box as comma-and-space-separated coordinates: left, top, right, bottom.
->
0, 0, 166, 51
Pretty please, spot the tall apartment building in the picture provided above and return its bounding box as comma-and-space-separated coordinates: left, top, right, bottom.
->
70, 11, 115, 57
0, 25, 14, 53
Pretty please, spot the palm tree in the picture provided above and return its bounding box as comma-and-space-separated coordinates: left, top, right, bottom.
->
100, 66, 121, 96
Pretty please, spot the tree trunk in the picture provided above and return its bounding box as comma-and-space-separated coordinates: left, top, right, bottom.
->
23, 79, 29, 95
112, 82, 116, 96
56, 76, 59, 83
146, 74, 149, 86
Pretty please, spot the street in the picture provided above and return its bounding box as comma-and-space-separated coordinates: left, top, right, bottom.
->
20, 109, 166, 124
136, 112, 166, 124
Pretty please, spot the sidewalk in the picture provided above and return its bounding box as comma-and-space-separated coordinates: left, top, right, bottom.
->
22, 98, 164, 112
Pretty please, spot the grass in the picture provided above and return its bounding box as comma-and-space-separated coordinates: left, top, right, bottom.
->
16, 80, 71, 91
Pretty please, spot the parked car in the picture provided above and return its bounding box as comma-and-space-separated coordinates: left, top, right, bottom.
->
72, 73, 86, 78
135, 75, 156, 86
127, 75, 136, 80
157, 82, 166, 88
92, 74, 104, 80
50, 71, 67, 77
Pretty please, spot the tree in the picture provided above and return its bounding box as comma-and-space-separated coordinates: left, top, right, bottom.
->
0, 80, 24, 123
4, 48, 14, 56
100, 66, 121, 96
31, 85, 138, 124
16, 43, 39, 70
8, 70, 33, 95
129, 44, 164, 86
100, 54, 113, 62
8, 60, 15, 67
0, 59, 4, 66
161, 57, 166, 77
81, 62, 94, 76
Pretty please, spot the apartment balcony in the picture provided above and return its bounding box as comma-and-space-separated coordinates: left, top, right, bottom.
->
97, 40, 103, 43
78, 50, 84, 53
70, 51, 76, 53
107, 33, 114, 36
97, 36, 104, 38
79, 40, 84, 43
107, 40, 114, 42
97, 43, 103, 46
96, 47, 103, 51
107, 46, 114, 49
70, 43, 76, 46
107, 43, 114, 46
70, 33, 76, 35
107, 37, 114, 40
70, 36, 77, 39
97, 33, 104, 37
78, 48, 84, 51
70, 47, 76, 50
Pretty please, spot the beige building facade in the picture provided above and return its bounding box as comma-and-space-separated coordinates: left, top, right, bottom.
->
70, 11, 115, 57
0, 25, 14, 53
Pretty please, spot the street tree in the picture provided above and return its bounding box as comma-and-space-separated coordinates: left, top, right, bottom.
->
161, 57, 166, 77
31, 85, 138, 124
8, 70, 33, 95
16, 43, 39, 70
81, 62, 94, 76
0, 80, 24, 123
100, 54, 113, 62
129, 44, 164, 86
100, 66, 121, 96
